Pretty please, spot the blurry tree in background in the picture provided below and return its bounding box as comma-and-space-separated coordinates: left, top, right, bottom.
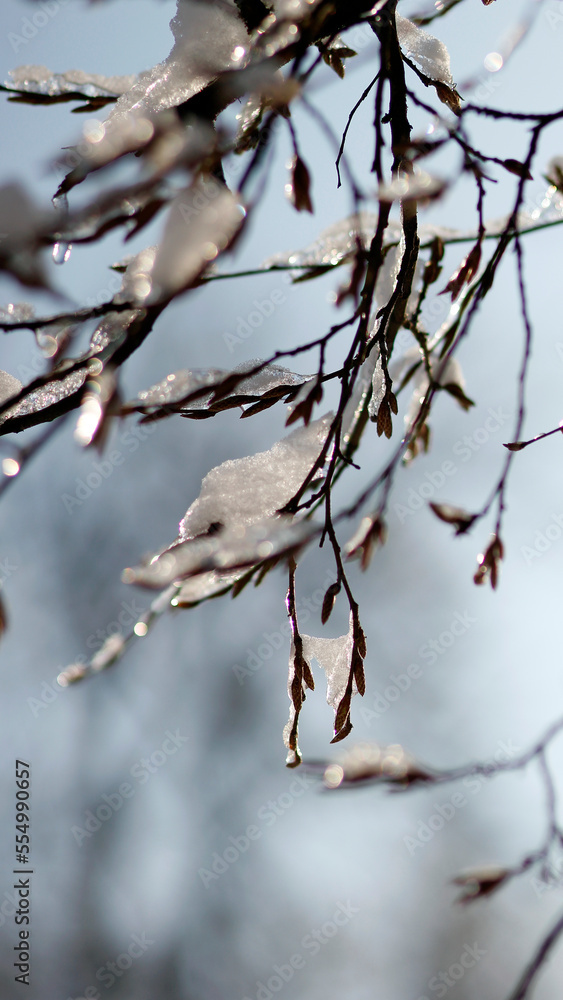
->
2, 0, 563, 996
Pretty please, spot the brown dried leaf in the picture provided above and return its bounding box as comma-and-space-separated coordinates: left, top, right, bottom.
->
503, 440, 527, 452
546, 160, 563, 192
440, 241, 482, 302
336, 253, 366, 307
287, 155, 314, 214
353, 653, 366, 697
319, 42, 357, 79
474, 535, 504, 589
285, 381, 323, 427
0, 592, 7, 638
333, 689, 352, 736
210, 394, 254, 412
230, 568, 256, 598
355, 623, 367, 660
240, 396, 279, 418
434, 82, 462, 116
403, 422, 431, 464
453, 866, 508, 903
330, 716, 353, 744
344, 515, 387, 571
321, 582, 341, 624
303, 659, 315, 691
424, 235, 445, 285
502, 158, 533, 181
376, 398, 393, 439
291, 673, 304, 711
429, 502, 476, 535
442, 382, 475, 411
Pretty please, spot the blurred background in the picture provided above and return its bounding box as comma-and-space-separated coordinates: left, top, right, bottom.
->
1, 0, 563, 998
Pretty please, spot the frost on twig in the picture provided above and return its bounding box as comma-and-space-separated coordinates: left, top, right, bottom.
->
122, 362, 311, 422
1, 65, 135, 110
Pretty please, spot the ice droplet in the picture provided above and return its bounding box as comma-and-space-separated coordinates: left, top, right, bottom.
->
52, 241, 72, 265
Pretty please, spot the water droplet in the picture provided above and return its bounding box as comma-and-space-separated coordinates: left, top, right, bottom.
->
53, 241, 72, 265
484, 52, 503, 73
2, 457, 20, 477
324, 764, 344, 789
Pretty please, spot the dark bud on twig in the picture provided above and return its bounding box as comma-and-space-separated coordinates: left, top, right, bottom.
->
287, 155, 314, 214
429, 502, 477, 535
321, 582, 341, 624
453, 866, 509, 903
344, 516, 387, 571
440, 240, 481, 302
474, 534, 504, 590
323, 742, 434, 789
502, 158, 533, 181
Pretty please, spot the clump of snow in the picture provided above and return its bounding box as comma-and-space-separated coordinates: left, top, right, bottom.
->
124, 413, 332, 599
174, 568, 246, 606
0, 370, 87, 426
283, 615, 357, 762
127, 362, 309, 413
180, 413, 333, 538
263, 214, 473, 272
368, 353, 387, 422
101, 0, 249, 126
137, 178, 245, 304
115, 178, 245, 306
116, 247, 158, 305
123, 518, 317, 588
377, 170, 446, 203
89, 311, 142, 353
396, 14, 456, 88
0, 370, 23, 406
303, 617, 355, 716
6, 65, 135, 98
0, 303, 35, 324
263, 211, 400, 269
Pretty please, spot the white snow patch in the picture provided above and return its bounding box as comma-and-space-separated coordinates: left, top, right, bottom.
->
101, 0, 249, 125
396, 14, 455, 88
180, 412, 333, 538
